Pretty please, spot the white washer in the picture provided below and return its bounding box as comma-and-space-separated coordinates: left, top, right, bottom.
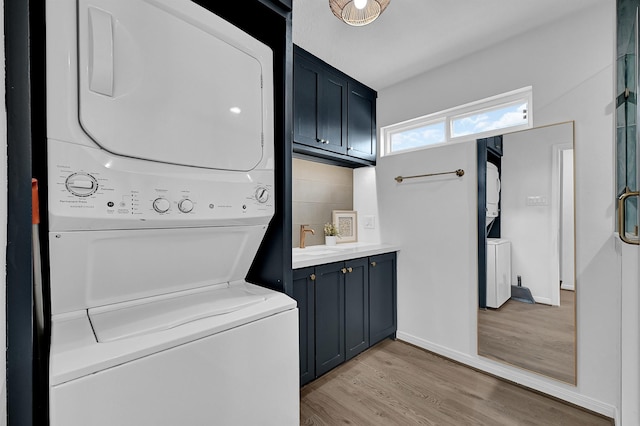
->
46, 1, 298, 424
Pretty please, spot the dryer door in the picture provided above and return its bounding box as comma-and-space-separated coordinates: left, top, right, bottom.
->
77, 0, 272, 172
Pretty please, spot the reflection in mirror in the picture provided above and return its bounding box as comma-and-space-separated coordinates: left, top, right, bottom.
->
477, 122, 576, 385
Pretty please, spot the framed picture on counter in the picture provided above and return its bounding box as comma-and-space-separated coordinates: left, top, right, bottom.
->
332, 210, 357, 243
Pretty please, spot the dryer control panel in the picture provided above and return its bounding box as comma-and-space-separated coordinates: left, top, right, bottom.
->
48, 140, 274, 231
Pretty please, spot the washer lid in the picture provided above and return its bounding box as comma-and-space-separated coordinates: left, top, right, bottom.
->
88, 283, 266, 342
77, 0, 272, 171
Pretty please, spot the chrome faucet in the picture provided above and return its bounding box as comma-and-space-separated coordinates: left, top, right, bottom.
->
300, 225, 315, 249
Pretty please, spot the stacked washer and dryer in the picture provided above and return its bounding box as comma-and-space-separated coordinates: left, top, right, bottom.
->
46, 1, 298, 424
485, 162, 511, 309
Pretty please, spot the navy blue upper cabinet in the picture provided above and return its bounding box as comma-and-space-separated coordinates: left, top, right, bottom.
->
293, 45, 377, 167
293, 52, 348, 155
347, 81, 377, 163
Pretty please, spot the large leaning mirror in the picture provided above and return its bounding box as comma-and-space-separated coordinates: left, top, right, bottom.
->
477, 121, 576, 385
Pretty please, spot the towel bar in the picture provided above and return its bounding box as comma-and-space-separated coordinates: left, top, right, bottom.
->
394, 169, 464, 183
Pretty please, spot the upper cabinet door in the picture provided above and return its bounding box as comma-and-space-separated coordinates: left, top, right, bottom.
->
77, 0, 273, 172
347, 81, 376, 162
293, 53, 347, 155
293, 54, 321, 147
318, 70, 348, 155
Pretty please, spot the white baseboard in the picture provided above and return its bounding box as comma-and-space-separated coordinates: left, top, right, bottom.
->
533, 295, 552, 305
396, 331, 618, 422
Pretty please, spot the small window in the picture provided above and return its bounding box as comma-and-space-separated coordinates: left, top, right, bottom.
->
390, 120, 445, 152
381, 87, 532, 156
450, 101, 528, 139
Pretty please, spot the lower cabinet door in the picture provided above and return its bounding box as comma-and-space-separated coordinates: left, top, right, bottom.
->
293, 267, 315, 386
314, 262, 345, 377
369, 253, 397, 346
345, 257, 369, 361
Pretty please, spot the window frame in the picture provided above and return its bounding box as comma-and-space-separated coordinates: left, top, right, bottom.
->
380, 86, 533, 157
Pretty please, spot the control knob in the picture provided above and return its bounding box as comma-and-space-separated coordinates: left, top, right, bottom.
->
255, 187, 269, 203
153, 198, 171, 213
178, 199, 194, 213
65, 172, 98, 197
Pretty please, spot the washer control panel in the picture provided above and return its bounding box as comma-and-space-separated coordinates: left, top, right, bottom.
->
48, 141, 274, 230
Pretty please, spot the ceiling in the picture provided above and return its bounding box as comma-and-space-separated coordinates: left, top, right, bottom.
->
292, 0, 605, 91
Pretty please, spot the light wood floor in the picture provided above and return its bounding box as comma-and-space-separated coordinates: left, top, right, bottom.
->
300, 339, 612, 425
478, 290, 575, 384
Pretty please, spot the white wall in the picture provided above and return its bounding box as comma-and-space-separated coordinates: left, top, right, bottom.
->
376, 140, 478, 353
353, 166, 381, 244
1, 1, 8, 423
369, 1, 621, 419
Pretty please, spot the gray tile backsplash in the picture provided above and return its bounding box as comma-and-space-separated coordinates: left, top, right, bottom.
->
292, 158, 353, 247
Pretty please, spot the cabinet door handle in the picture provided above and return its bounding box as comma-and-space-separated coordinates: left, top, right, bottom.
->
347, 267, 353, 273
310, 273, 316, 281
371, 261, 376, 267
341, 268, 347, 274
347, 146, 353, 151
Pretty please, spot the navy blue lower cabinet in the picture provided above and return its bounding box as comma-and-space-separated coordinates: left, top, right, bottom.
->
369, 253, 397, 346
314, 262, 346, 378
293, 252, 397, 386
344, 257, 369, 361
293, 267, 315, 386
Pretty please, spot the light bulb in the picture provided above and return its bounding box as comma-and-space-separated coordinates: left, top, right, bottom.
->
354, 0, 367, 10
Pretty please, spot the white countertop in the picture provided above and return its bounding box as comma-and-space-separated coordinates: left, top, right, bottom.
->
292, 242, 400, 269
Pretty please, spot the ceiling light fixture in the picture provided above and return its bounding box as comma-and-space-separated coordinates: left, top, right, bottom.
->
353, 0, 367, 9
329, 0, 390, 27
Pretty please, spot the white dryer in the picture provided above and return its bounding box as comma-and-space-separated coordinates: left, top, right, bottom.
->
46, 1, 298, 425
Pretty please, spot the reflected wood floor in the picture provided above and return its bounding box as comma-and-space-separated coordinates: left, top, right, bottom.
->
300, 338, 612, 426
478, 290, 575, 384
